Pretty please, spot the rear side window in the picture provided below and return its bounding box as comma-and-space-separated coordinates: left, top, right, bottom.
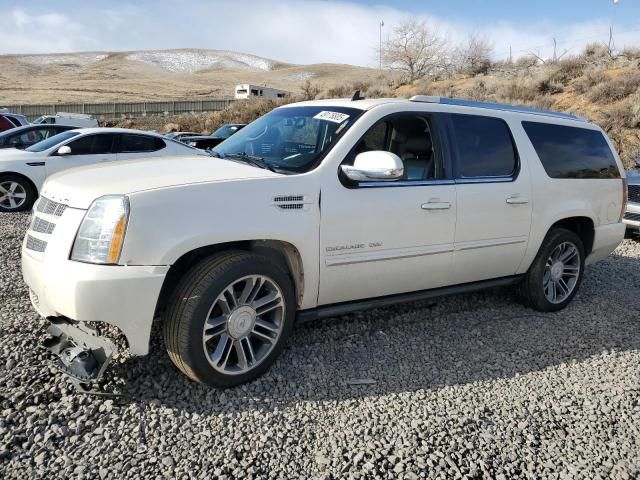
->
120, 134, 165, 153
522, 122, 620, 179
449, 114, 517, 178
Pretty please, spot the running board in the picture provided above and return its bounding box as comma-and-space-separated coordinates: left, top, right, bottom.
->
297, 275, 523, 322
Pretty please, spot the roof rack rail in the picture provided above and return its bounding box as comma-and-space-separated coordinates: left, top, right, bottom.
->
409, 96, 586, 122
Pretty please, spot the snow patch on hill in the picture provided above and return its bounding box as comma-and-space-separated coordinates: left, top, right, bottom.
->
126, 50, 274, 73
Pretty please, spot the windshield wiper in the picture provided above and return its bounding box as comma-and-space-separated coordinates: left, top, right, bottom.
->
222, 152, 276, 172
208, 150, 223, 158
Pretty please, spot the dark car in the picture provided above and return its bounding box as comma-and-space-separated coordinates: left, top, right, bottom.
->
181, 124, 247, 150
0, 124, 79, 149
0, 114, 15, 133
164, 131, 201, 142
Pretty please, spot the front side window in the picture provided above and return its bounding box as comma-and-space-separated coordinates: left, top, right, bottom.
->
26, 130, 80, 152
119, 134, 165, 153
449, 114, 517, 178
66, 134, 116, 155
214, 106, 363, 173
522, 121, 620, 179
345, 113, 443, 181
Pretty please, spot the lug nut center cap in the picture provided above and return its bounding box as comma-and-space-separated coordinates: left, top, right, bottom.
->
227, 306, 256, 339
551, 261, 564, 281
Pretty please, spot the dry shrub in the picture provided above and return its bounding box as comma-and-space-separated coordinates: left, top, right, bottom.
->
537, 78, 564, 95
548, 57, 586, 84
320, 80, 391, 99
584, 42, 610, 60
599, 96, 640, 130
514, 54, 538, 69
587, 72, 640, 103
493, 78, 539, 103
574, 67, 609, 94
622, 46, 640, 59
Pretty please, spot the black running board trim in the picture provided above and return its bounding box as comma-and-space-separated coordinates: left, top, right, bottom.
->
297, 275, 523, 322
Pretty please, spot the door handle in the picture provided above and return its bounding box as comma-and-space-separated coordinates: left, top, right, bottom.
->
506, 195, 529, 205
421, 200, 452, 210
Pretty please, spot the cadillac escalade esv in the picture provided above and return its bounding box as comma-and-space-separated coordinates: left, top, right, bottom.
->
22, 96, 627, 388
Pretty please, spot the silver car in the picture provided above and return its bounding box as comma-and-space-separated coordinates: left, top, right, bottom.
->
624, 170, 640, 234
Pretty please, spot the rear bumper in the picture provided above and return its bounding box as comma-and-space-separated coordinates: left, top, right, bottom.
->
22, 250, 168, 356
586, 222, 626, 265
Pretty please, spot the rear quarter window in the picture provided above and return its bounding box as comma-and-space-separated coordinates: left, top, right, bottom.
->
522, 122, 620, 179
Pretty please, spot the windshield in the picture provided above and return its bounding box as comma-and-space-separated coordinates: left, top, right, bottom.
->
211, 124, 244, 138
213, 106, 363, 173
26, 131, 80, 152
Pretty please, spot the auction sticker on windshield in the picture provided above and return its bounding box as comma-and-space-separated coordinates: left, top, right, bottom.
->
314, 111, 350, 123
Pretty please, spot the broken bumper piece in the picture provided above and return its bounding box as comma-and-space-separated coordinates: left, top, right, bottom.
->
43, 318, 117, 382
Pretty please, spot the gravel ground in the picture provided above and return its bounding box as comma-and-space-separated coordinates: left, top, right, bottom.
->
1, 212, 639, 479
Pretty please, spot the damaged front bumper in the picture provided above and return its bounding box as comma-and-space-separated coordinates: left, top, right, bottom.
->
43, 317, 118, 382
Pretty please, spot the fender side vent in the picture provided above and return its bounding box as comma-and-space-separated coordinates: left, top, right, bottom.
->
274, 195, 304, 203
277, 203, 304, 210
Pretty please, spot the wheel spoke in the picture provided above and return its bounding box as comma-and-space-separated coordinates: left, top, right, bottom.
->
251, 328, 276, 344
12, 192, 25, 199
0, 185, 7, 195
8, 182, 17, 194
560, 247, 577, 263
239, 276, 262, 304
8, 197, 16, 209
255, 318, 279, 333
234, 341, 248, 370
210, 333, 232, 367
203, 316, 227, 342
241, 337, 255, 366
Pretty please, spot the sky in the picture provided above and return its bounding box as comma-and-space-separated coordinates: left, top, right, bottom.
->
1, 0, 639, 66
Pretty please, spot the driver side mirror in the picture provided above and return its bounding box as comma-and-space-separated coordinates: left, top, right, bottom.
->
341, 151, 404, 182
57, 145, 72, 156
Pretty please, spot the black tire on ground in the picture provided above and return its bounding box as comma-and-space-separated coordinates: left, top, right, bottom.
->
0, 174, 37, 212
163, 251, 296, 388
518, 228, 585, 312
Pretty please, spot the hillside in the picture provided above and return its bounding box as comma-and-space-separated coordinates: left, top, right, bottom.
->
0, 48, 382, 104
114, 45, 640, 170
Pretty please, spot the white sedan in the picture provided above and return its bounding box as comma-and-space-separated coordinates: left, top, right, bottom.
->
0, 128, 206, 212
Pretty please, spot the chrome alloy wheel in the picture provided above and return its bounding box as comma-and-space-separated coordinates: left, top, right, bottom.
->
543, 241, 581, 304
202, 275, 285, 375
0, 181, 26, 210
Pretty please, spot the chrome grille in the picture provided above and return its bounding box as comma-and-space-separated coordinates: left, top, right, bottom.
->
36, 197, 67, 216
624, 211, 640, 222
26, 235, 47, 252
628, 184, 640, 203
31, 217, 55, 234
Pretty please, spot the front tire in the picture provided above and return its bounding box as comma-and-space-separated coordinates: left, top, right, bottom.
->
518, 228, 585, 312
163, 251, 296, 388
0, 174, 36, 212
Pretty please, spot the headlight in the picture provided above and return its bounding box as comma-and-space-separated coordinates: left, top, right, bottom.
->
71, 195, 129, 264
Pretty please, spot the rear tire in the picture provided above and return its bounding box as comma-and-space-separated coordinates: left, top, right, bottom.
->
163, 251, 296, 388
518, 228, 585, 312
0, 174, 36, 212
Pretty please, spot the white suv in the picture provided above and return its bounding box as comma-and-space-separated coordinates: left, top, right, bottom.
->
22, 96, 626, 388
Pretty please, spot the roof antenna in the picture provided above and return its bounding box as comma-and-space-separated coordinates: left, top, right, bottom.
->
351, 90, 365, 101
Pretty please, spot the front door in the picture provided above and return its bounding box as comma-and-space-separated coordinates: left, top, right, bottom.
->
318, 112, 457, 305
46, 133, 117, 177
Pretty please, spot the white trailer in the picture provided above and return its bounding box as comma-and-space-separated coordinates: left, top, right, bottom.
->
234, 84, 288, 100
32, 112, 98, 128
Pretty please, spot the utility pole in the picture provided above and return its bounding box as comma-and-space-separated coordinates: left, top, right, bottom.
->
379, 20, 384, 70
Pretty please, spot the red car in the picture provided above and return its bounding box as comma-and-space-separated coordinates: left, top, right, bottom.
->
0, 114, 14, 133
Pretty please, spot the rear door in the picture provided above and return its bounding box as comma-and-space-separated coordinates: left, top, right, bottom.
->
45, 133, 117, 177
445, 113, 532, 284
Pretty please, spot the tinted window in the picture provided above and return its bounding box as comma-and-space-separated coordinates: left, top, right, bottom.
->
66, 134, 115, 155
522, 122, 620, 179
450, 115, 517, 178
120, 134, 164, 152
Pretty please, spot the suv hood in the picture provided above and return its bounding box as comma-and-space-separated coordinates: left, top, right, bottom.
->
42, 155, 281, 209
